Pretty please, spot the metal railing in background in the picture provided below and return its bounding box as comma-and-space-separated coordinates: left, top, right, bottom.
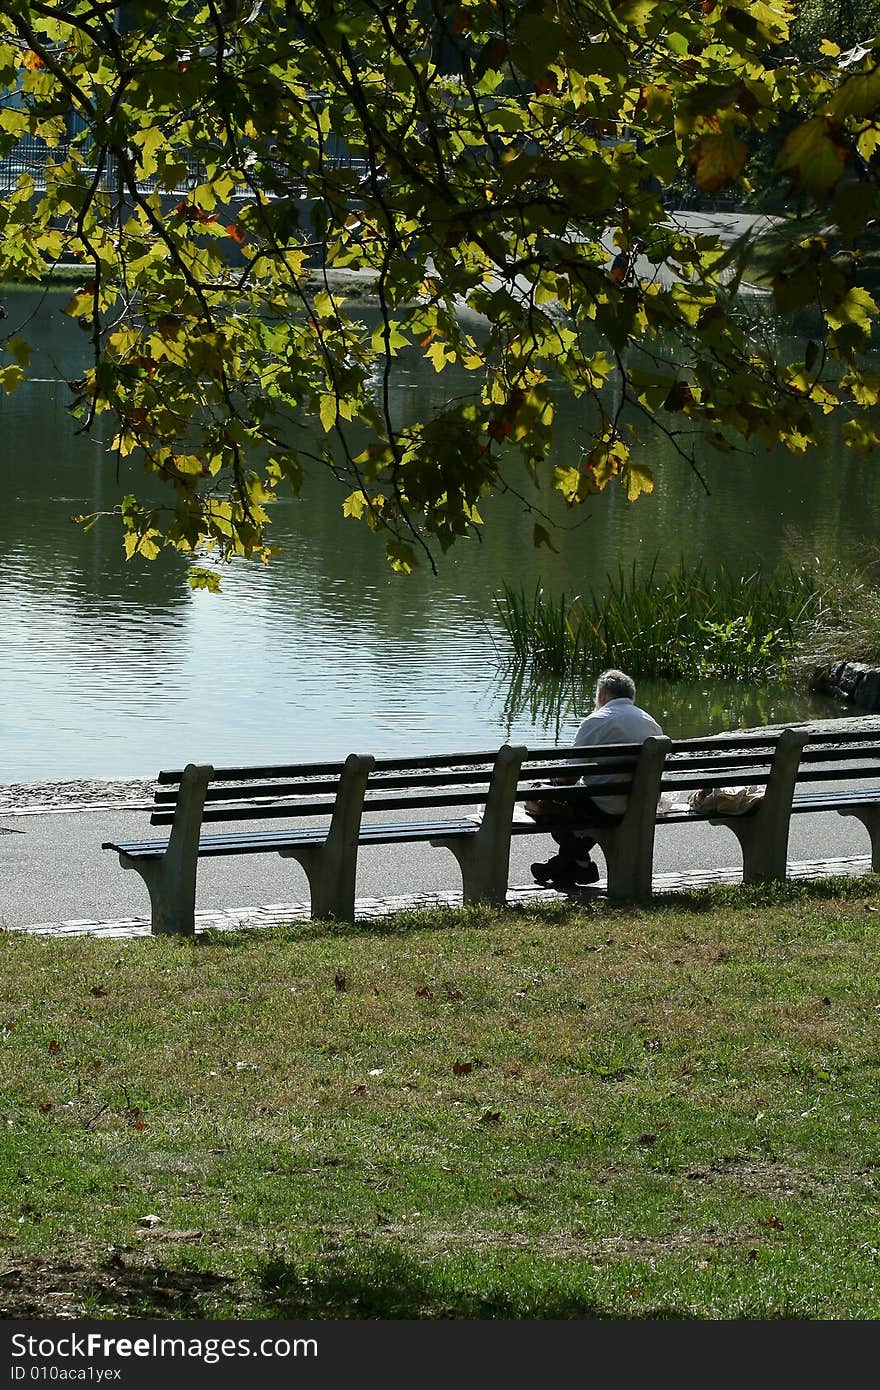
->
0, 133, 369, 197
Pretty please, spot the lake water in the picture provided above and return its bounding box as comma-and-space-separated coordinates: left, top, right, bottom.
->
1, 287, 873, 781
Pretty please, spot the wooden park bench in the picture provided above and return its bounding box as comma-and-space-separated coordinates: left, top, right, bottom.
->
101, 726, 880, 934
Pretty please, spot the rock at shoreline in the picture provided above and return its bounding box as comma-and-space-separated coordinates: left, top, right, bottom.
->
811, 661, 880, 714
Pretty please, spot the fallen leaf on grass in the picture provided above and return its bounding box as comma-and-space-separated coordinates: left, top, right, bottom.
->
415, 986, 433, 998
90, 985, 107, 997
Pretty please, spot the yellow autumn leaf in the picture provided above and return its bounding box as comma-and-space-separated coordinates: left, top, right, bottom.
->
110, 431, 139, 457
343, 490, 368, 518
622, 462, 654, 501
826, 285, 877, 335
858, 127, 880, 160
138, 531, 161, 560
426, 340, 453, 373
588, 438, 629, 488
552, 465, 582, 501
690, 131, 748, 193
0, 364, 25, 393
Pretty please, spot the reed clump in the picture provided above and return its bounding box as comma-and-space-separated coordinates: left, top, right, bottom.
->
494, 559, 821, 682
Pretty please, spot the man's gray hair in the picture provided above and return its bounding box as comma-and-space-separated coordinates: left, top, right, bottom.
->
596, 668, 636, 702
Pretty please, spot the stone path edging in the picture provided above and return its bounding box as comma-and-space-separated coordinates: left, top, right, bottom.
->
5, 855, 874, 939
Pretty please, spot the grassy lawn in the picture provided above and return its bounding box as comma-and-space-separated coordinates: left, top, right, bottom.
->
2, 877, 880, 1319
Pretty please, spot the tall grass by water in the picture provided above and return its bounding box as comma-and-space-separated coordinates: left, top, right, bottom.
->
494, 559, 821, 683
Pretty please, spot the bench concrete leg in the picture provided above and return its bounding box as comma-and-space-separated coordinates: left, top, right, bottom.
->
590, 735, 671, 901
836, 807, 880, 872
278, 753, 375, 920
709, 728, 808, 884
118, 763, 213, 935
430, 744, 527, 905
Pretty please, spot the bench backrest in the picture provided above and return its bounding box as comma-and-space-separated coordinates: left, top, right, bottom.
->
151, 750, 522, 826
795, 729, 880, 785
148, 727, 880, 828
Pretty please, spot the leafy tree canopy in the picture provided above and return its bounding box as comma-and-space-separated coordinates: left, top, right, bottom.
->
1, 0, 879, 581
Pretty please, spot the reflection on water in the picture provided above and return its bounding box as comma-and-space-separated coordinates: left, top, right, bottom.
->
498, 664, 836, 746
0, 288, 872, 779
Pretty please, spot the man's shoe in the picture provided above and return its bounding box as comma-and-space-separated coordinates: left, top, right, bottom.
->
530, 854, 569, 885
531, 858, 600, 888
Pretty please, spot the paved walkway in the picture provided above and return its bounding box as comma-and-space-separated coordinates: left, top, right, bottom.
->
6, 854, 873, 940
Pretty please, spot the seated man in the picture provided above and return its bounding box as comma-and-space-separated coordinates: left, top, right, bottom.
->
530, 668, 663, 890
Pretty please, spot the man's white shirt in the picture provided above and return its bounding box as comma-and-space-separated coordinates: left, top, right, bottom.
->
572, 697, 663, 814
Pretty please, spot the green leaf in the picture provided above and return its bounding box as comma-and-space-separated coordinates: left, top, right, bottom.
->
533, 522, 558, 551
133, 125, 165, 180
188, 567, 222, 593
386, 538, 417, 573
6, 336, 30, 367
825, 68, 880, 121
777, 118, 847, 195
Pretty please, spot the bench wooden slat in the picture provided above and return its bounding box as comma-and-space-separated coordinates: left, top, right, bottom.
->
794, 764, 880, 783
793, 788, 880, 811
151, 752, 880, 815
149, 778, 648, 826
155, 742, 663, 786
152, 757, 649, 806
106, 816, 485, 859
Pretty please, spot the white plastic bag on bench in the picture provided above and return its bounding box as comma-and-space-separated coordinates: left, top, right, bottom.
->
686, 785, 765, 815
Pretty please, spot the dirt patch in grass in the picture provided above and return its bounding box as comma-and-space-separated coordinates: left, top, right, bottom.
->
374, 1222, 760, 1262
0, 1249, 238, 1318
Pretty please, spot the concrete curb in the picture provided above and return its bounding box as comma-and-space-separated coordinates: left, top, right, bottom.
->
5, 856, 875, 939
